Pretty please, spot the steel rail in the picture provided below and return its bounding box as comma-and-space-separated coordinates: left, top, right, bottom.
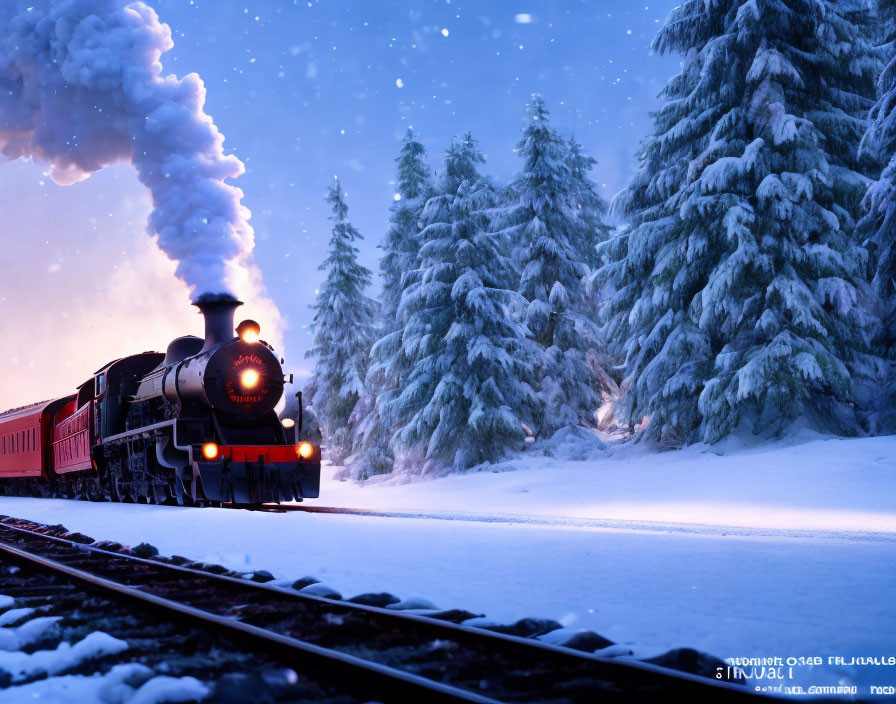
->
0, 519, 790, 703
0, 538, 499, 704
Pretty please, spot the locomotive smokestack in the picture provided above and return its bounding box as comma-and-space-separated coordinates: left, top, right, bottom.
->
194, 294, 243, 353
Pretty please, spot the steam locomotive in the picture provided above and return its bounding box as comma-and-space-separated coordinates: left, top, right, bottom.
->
0, 295, 320, 506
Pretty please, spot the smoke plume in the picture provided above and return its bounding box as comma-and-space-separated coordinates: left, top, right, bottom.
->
0, 0, 255, 299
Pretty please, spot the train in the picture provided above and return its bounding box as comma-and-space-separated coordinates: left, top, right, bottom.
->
0, 295, 320, 506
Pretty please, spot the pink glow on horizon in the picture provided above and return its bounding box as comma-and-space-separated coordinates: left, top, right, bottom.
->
0, 161, 285, 411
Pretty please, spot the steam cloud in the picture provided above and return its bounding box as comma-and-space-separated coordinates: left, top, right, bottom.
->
0, 0, 254, 299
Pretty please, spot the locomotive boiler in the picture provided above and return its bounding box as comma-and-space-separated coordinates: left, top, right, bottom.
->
0, 295, 320, 506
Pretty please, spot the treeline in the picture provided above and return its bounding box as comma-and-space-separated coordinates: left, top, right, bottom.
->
306, 0, 896, 476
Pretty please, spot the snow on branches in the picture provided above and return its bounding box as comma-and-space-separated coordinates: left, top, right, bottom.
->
384, 136, 540, 472
596, 0, 880, 444
305, 179, 377, 464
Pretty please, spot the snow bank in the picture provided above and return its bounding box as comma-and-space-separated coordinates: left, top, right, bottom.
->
0, 605, 208, 704
1, 663, 208, 704
317, 432, 896, 534
128, 675, 209, 704
532, 425, 607, 461
0, 630, 128, 682
0, 615, 61, 651
0, 607, 34, 627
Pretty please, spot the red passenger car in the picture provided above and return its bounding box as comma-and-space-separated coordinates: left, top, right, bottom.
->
52, 397, 93, 474
0, 396, 87, 484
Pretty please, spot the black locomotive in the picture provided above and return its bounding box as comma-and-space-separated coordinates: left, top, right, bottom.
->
0, 294, 320, 506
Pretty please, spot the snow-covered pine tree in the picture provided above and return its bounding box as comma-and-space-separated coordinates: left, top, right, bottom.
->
564, 136, 620, 403
371, 133, 487, 454
346, 130, 433, 479
386, 135, 540, 472
304, 178, 378, 464
565, 136, 611, 270
379, 129, 433, 327
343, 393, 393, 479
503, 96, 603, 436
597, 0, 879, 444
857, 0, 896, 430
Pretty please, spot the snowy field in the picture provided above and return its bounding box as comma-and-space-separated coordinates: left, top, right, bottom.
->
1, 432, 895, 696
320, 429, 896, 535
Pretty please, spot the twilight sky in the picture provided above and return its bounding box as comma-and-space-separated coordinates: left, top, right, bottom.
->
0, 0, 679, 409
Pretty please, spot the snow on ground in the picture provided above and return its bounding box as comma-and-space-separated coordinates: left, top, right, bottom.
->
0, 632, 129, 683
1, 663, 208, 704
1, 432, 895, 696
0, 613, 207, 704
318, 430, 896, 535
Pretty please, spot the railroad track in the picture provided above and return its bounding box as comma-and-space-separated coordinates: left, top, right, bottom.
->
0, 551, 358, 702
0, 517, 779, 703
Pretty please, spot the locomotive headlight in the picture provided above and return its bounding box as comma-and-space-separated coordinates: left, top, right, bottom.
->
237, 319, 261, 344
297, 441, 314, 459
281, 418, 295, 429
202, 442, 219, 460
240, 368, 261, 389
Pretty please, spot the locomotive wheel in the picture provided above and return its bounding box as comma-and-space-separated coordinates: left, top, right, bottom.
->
87, 478, 106, 502
133, 478, 149, 503
174, 478, 196, 506
165, 477, 186, 506
188, 474, 207, 508
102, 474, 117, 502
105, 453, 128, 503
111, 476, 128, 503
76, 477, 92, 501
124, 480, 141, 503
54, 477, 69, 499
149, 483, 166, 505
